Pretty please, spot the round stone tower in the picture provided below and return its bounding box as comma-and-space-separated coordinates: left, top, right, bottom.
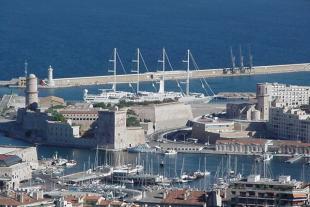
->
25, 74, 39, 110
256, 83, 270, 120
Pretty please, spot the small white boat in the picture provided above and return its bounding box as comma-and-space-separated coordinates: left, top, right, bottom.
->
164, 149, 177, 155
120, 179, 134, 184
66, 160, 77, 167
194, 170, 210, 178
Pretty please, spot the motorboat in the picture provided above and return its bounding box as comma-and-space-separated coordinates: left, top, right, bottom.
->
164, 149, 177, 155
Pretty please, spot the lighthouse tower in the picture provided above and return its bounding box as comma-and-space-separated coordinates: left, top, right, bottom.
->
47, 65, 55, 87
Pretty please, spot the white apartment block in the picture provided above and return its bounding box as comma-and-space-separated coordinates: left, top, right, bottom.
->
256, 82, 310, 120
268, 107, 310, 143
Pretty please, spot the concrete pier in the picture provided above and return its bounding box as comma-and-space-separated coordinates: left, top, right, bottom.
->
1, 63, 310, 88
51, 63, 310, 88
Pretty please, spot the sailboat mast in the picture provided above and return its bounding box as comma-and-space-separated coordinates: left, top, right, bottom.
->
132, 48, 141, 94
248, 45, 253, 71
230, 46, 236, 72
24, 60, 28, 78
182, 49, 190, 96
158, 48, 166, 93
162, 48, 165, 82
109, 48, 117, 92
239, 45, 244, 70
137, 48, 140, 93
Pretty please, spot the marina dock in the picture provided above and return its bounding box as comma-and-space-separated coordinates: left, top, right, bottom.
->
60, 167, 112, 184
1, 63, 309, 88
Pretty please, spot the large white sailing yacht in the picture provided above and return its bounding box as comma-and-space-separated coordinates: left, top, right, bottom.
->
126, 48, 183, 103
83, 48, 134, 104
127, 48, 215, 104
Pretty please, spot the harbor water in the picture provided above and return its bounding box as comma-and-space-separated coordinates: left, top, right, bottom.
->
0, 134, 309, 184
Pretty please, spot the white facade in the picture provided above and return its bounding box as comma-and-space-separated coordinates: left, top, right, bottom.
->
268, 107, 310, 142
256, 82, 310, 120
0, 162, 32, 190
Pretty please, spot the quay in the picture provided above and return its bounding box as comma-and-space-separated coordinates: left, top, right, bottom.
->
60, 167, 112, 184
0, 63, 309, 88
49, 63, 310, 88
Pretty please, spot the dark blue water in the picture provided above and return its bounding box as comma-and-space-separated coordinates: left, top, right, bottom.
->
1, 0, 310, 80
1, 72, 309, 101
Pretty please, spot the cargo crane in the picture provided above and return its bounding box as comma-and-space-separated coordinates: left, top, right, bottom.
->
239, 45, 246, 73
247, 45, 254, 72
230, 46, 237, 74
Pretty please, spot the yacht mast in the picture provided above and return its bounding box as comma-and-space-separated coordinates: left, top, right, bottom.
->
109, 48, 117, 91
182, 49, 190, 96
132, 48, 140, 93
239, 45, 244, 70
24, 60, 28, 78
230, 46, 236, 73
158, 48, 166, 93
248, 45, 253, 72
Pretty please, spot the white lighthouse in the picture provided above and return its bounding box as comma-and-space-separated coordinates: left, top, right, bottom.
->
47, 65, 55, 87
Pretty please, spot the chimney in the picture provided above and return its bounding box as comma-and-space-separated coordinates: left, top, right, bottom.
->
17, 193, 24, 203
184, 190, 190, 201
33, 190, 43, 200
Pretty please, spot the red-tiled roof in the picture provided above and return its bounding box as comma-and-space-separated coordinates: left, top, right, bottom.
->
274, 140, 310, 147
0, 154, 16, 161
60, 110, 98, 115
0, 196, 21, 206
216, 138, 268, 145
162, 190, 206, 206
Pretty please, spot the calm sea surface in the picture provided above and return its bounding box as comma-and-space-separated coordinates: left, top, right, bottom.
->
0, 0, 310, 80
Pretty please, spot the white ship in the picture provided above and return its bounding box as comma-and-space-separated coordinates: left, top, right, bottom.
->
127, 48, 215, 104
83, 48, 216, 104
83, 48, 134, 104
83, 88, 133, 104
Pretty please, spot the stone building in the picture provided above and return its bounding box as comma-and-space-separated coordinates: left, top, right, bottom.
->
96, 109, 145, 150
272, 140, 310, 155
0, 146, 38, 170
0, 154, 32, 190
215, 138, 270, 154
226, 103, 261, 121
59, 106, 99, 133
131, 102, 193, 131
